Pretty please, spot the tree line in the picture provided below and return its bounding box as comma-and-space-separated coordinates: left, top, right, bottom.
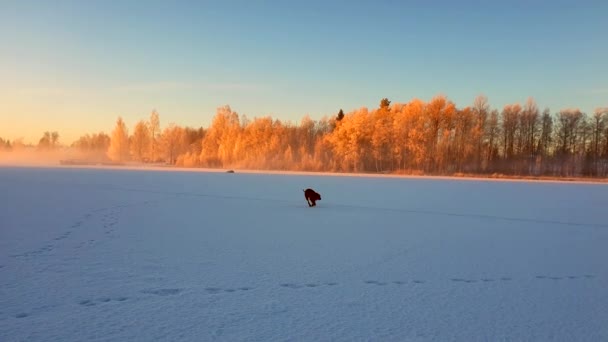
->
3, 95, 608, 177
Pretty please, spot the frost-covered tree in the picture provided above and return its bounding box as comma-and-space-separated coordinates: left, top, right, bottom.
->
424, 95, 456, 172
38, 131, 60, 150
200, 105, 241, 167
161, 124, 188, 165
501, 103, 521, 160
107, 117, 130, 162
0, 137, 11, 150
130, 120, 150, 162
149, 110, 161, 162
371, 101, 393, 171
472, 95, 489, 169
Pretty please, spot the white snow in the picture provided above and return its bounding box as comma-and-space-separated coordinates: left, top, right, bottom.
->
1, 166, 607, 341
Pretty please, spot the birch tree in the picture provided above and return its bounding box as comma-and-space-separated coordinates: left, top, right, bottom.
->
107, 117, 130, 162
130, 120, 150, 162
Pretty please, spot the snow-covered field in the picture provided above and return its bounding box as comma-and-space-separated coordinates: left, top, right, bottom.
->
1, 166, 607, 341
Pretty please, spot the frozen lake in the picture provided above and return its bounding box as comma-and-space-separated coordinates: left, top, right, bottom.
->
1, 166, 607, 341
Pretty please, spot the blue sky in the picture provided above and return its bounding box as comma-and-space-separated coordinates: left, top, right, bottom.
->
1, 0, 607, 143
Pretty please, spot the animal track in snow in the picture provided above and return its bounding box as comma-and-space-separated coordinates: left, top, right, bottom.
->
53, 231, 72, 241
205, 286, 254, 294
365, 279, 426, 286
140, 288, 183, 296
8, 210, 96, 260
67, 271, 602, 312
79, 300, 96, 307
280, 282, 337, 289
78, 297, 130, 307
10, 244, 55, 258
362, 274, 599, 287
74, 239, 98, 250
536, 274, 594, 281
364, 280, 388, 286
8, 201, 156, 262
445, 275, 597, 284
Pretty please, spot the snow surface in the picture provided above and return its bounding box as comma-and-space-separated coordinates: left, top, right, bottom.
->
1, 166, 607, 341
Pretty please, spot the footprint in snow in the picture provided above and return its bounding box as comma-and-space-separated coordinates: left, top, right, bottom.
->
205, 286, 253, 294
367, 279, 423, 285
205, 287, 223, 294
141, 288, 183, 296
79, 300, 96, 307
54, 231, 72, 241
78, 297, 129, 307
536, 275, 589, 281
280, 282, 335, 289
364, 280, 387, 285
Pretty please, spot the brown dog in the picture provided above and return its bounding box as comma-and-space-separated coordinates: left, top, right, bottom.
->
303, 188, 321, 207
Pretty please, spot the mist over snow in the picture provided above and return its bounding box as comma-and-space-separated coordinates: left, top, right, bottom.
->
1, 166, 607, 341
